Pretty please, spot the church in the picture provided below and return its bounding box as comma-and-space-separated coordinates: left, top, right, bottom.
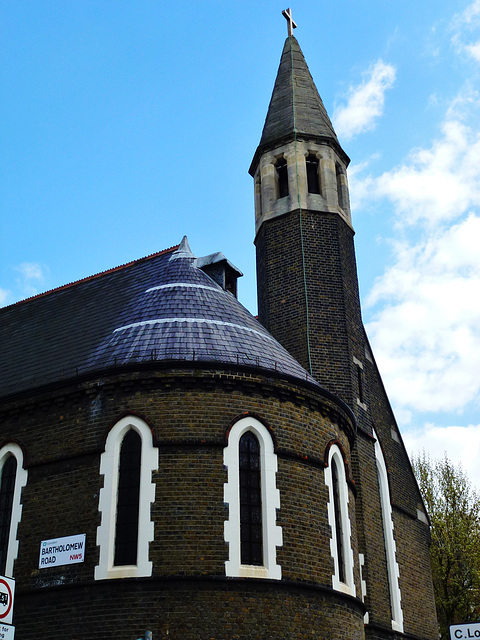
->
0, 12, 438, 640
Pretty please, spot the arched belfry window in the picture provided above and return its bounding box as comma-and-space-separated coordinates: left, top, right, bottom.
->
275, 157, 289, 199
336, 164, 346, 209
95, 416, 158, 580
306, 153, 321, 194
374, 429, 404, 632
224, 416, 282, 579
0, 444, 28, 578
325, 443, 355, 595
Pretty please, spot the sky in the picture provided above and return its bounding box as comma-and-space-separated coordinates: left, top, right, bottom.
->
2, 1, 480, 487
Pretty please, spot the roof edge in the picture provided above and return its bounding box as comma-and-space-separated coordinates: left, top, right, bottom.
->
2, 244, 180, 310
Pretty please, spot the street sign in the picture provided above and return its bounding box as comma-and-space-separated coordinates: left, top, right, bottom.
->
450, 622, 480, 639
0, 623, 14, 639
0, 577, 14, 626
39, 534, 86, 568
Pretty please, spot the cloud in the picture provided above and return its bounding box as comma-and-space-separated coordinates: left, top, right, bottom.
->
352, 89, 480, 226
333, 60, 396, 141
366, 214, 480, 414
0, 288, 10, 306
14, 262, 48, 299
452, 0, 480, 62
404, 422, 480, 490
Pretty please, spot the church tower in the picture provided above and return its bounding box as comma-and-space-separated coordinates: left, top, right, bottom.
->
251, 14, 439, 640
251, 25, 365, 421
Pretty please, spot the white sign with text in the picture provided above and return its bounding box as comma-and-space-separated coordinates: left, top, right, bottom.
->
0, 624, 14, 639
39, 534, 86, 568
450, 622, 480, 639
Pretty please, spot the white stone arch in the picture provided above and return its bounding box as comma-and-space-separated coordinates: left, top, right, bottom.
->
95, 415, 158, 580
374, 429, 404, 632
223, 416, 282, 579
0, 443, 28, 578
325, 442, 356, 596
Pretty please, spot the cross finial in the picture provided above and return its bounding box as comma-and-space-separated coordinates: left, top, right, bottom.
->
282, 8, 297, 37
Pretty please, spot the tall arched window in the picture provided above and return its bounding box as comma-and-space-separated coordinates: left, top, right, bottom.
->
114, 429, 142, 567
239, 431, 263, 566
0, 444, 27, 578
306, 153, 321, 194
275, 157, 289, 199
374, 429, 404, 632
336, 164, 346, 209
224, 416, 282, 579
325, 443, 355, 595
95, 416, 158, 580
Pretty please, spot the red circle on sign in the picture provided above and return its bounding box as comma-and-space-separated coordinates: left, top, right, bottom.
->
0, 578, 13, 619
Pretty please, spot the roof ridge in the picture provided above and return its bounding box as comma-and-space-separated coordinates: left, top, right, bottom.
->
3, 244, 180, 310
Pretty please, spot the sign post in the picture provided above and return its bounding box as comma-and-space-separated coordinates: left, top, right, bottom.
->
0, 575, 15, 638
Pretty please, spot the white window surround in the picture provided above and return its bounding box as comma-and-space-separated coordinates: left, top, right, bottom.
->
223, 416, 282, 579
359, 553, 369, 624
95, 416, 158, 580
325, 444, 356, 596
0, 443, 28, 578
374, 429, 404, 632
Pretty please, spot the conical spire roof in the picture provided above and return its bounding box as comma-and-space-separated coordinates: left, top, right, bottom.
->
250, 36, 348, 174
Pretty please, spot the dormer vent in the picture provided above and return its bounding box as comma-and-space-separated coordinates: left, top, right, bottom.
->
196, 252, 243, 298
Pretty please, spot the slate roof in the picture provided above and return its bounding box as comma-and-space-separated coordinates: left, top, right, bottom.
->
0, 238, 318, 399
250, 36, 348, 175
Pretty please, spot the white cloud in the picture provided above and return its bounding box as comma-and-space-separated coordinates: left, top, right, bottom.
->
333, 60, 396, 141
14, 262, 48, 299
352, 89, 480, 226
404, 422, 480, 490
0, 288, 10, 306
366, 214, 480, 414
452, 0, 480, 62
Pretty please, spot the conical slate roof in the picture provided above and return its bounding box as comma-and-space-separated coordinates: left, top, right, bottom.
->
0, 239, 318, 397
250, 36, 348, 174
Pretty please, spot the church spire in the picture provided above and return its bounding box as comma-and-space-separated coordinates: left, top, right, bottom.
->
250, 35, 347, 178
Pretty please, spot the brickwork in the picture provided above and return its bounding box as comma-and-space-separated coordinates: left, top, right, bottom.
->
0, 365, 367, 638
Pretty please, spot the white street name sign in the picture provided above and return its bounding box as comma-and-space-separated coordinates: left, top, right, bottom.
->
39, 533, 86, 568
450, 622, 480, 639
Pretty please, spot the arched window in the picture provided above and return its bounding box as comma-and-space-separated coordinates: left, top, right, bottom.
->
95, 416, 158, 580
336, 164, 346, 209
325, 443, 355, 595
114, 429, 142, 567
224, 416, 282, 579
239, 431, 262, 566
275, 157, 289, 199
306, 153, 321, 194
374, 429, 404, 632
0, 444, 28, 578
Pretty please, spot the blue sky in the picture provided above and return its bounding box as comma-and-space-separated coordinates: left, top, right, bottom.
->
2, 1, 480, 486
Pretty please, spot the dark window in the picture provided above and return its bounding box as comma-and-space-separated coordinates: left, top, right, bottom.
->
276, 158, 289, 199
306, 154, 320, 194
0, 456, 17, 575
336, 165, 345, 209
239, 431, 263, 565
332, 459, 346, 583
114, 429, 141, 566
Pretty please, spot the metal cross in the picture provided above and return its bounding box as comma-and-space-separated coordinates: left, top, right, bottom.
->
282, 8, 297, 37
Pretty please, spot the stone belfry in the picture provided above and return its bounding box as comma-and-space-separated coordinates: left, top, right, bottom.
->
250, 17, 364, 417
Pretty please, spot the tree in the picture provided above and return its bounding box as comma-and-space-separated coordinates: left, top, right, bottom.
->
412, 453, 480, 639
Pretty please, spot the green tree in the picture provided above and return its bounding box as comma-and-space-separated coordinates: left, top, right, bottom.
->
412, 453, 480, 639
